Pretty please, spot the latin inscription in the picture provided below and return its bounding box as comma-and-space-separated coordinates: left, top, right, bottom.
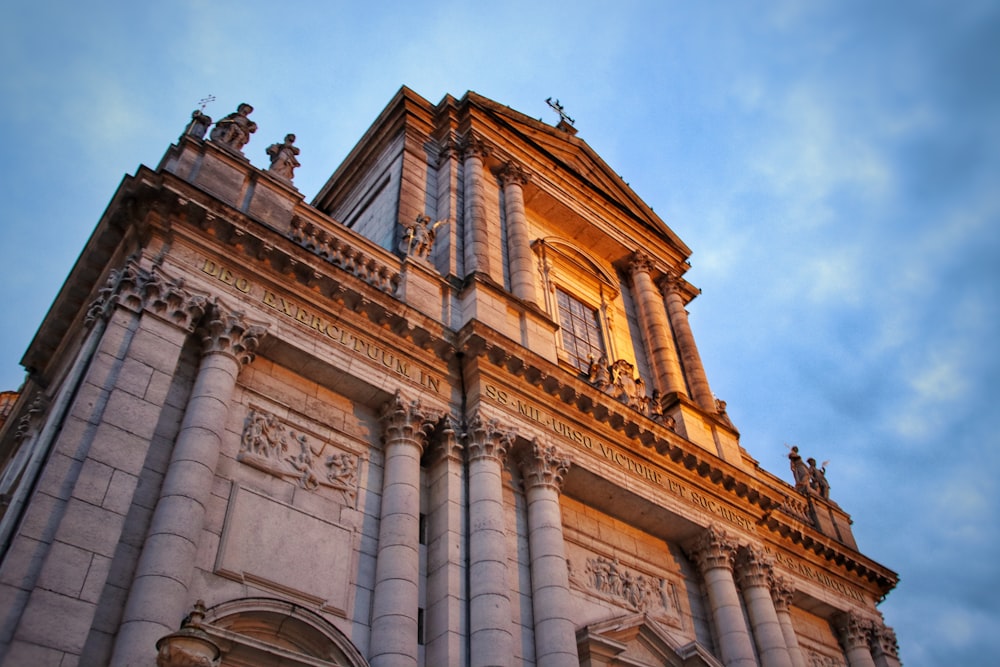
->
484, 381, 755, 533
200, 259, 441, 393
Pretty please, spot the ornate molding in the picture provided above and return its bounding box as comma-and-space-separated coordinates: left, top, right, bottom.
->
498, 161, 530, 187
735, 544, 774, 589
460, 133, 491, 160
238, 407, 359, 504
86, 260, 208, 332
287, 216, 400, 295
517, 438, 571, 492
198, 307, 267, 367
770, 574, 795, 612
836, 611, 874, 652
685, 524, 739, 574
378, 390, 440, 453
628, 251, 655, 276
465, 411, 514, 463
872, 622, 899, 659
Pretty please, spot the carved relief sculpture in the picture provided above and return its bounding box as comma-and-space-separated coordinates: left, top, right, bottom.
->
568, 555, 683, 627
238, 407, 359, 504
400, 214, 446, 260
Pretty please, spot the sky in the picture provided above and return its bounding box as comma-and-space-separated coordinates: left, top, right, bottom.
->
1, 1, 998, 665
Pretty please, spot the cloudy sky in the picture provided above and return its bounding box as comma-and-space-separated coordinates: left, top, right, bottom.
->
1, 1, 997, 664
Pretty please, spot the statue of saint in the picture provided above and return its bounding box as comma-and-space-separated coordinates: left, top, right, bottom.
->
808, 458, 830, 499
400, 214, 444, 259
788, 446, 810, 494
266, 134, 301, 181
182, 109, 212, 140
210, 103, 257, 152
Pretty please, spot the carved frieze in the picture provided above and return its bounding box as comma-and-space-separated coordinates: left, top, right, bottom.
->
568, 554, 683, 628
286, 216, 400, 295
238, 407, 359, 505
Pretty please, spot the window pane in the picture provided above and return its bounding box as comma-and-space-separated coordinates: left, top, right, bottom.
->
556, 288, 605, 372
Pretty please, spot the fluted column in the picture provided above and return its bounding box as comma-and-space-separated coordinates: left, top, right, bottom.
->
462, 135, 493, 281
499, 162, 538, 306
770, 576, 807, 667
661, 272, 715, 412
629, 252, 686, 397
735, 547, 793, 667
517, 439, 577, 667
837, 613, 877, 667
686, 525, 756, 667
111, 307, 266, 667
466, 412, 515, 667
871, 622, 901, 667
370, 392, 439, 667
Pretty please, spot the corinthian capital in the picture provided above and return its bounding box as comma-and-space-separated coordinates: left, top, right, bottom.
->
465, 411, 515, 463
517, 438, 571, 492
735, 544, 774, 589
836, 612, 875, 652
770, 574, 795, 612
872, 622, 899, 659
628, 251, 654, 276
460, 133, 491, 160
685, 524, 739, 574
379, 390, 440, 452
498, 161, 531, 187
199, 306, 268, 367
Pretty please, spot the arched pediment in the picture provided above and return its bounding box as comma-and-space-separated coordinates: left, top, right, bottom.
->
201, 597, 369, 667
577, 612, 723, 667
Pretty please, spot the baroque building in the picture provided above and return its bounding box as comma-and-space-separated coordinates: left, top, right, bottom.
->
0, 88, 899, 667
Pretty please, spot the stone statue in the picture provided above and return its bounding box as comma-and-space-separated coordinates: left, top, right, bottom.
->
587, 355, 611, 392
788, 446, 810, 494
182, 109, 212, 140
266, 133, 301, 181
400, 214, 445, 259
210, 102, 257, 152
808, 458, 830, 499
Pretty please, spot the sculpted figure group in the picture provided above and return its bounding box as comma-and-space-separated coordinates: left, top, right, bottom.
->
788, 445, 830, 499
185, 102, 301, 183
587, 355, 674, 428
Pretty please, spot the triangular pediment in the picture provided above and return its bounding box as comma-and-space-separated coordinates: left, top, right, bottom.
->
467, 92, 690, 255
577, 612, 723, 667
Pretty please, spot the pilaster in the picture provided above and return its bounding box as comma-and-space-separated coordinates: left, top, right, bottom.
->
461, 135, 495, 282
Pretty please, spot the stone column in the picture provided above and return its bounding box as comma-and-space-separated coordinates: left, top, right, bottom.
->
462, 135, 493, 281
660, 273, 715, 412
770, 576, 807, 667
628, 252, 686, 397
466, 412, 515, 667
111, 306, 266, 667
686, 525, 756, 667
424, 416, 467, 667
871, 622, 901, 667
516, 439, 578, 667
499, 162, 538, 306
369, 391, 439, 667
837, 613, 878, 667
735, 547, 793, 667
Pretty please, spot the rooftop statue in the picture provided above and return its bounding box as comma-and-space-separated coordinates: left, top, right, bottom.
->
266, 133, 301, 181
788, 446, 811, 494
808, 457, 831, 499
182, 109, 212, 140
210, 102, 257, 153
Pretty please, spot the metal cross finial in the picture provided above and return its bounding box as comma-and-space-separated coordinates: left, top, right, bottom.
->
545, 97, 575, 126
197, 95, 216, 112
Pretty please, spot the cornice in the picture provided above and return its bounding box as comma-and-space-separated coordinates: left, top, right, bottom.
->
456, 319, 898, 595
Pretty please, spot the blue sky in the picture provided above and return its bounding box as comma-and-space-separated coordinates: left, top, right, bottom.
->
1, 1, 998, 665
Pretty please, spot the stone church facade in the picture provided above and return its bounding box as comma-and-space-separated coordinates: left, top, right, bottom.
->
0, 88, 899, 667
